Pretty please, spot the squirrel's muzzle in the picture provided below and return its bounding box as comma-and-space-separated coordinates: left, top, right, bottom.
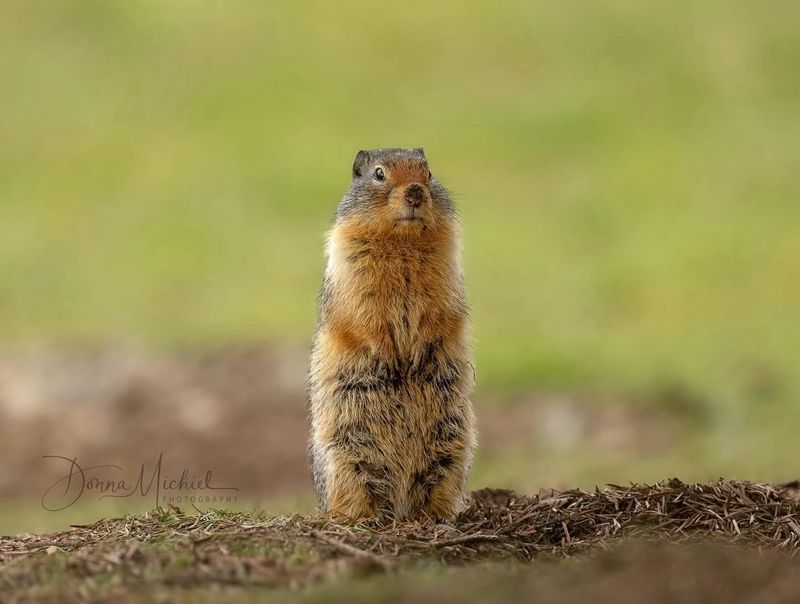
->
404, 183, 425, 209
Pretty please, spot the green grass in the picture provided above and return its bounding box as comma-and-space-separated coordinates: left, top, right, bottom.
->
1, 0, 798, 403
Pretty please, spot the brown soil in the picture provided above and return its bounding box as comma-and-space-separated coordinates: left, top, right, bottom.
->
1, 479, 799, 602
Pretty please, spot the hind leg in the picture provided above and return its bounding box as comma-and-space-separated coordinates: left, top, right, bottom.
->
324, 454, 379, 521
424, 460, 469, 520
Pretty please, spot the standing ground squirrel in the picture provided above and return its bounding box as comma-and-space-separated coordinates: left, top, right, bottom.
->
308, 147, 477, 521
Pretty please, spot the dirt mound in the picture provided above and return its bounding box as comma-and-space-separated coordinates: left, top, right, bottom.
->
2, 479, 799, 601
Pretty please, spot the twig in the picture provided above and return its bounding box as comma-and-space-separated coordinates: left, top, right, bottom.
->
310, 530, 394, 570
432, 533, 503, 547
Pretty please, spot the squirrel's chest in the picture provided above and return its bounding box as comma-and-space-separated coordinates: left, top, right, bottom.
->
329, 249, 460, 351
353, 254, 439, 322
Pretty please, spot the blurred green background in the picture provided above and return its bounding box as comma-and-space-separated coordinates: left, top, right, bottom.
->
1, 0, 799, 529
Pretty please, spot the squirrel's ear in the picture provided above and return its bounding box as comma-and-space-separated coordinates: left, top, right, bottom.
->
352, 150, 370, 178
414, 147, 426, 158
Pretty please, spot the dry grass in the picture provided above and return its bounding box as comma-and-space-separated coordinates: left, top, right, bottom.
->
1, 478, 799, 602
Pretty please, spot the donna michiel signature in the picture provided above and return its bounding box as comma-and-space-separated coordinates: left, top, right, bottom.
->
41, 453, 239, 511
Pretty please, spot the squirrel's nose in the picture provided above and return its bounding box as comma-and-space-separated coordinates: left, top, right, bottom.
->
404, 183, 425, 208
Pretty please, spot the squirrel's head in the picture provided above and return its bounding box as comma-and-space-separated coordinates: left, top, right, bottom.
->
334, 148, 455, 238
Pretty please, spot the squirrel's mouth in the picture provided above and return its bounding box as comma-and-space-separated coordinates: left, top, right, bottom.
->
396, 207, 425, 223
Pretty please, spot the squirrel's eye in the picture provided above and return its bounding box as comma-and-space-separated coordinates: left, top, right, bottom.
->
374, 167, 385, 181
